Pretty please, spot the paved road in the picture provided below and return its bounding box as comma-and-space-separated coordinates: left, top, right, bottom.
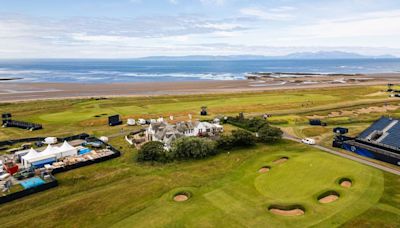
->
283, 134, 400, 176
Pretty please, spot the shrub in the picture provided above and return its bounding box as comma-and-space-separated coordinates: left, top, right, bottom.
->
171, 137, 217, 160
216, 135, 234, 150
257, 125, 283, 143
227, 116, 267, 132
137, 141, 169, 163
231, 129, 256, 147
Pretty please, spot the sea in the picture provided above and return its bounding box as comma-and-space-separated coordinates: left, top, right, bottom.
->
0, 59, 399, 83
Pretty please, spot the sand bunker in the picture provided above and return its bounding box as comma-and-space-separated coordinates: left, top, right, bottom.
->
269, 205, 305, 216
318, 191, 340, 204
339, 178, 353, 188
341, 181, 352, 188
319, 195, 339, 204
258, 166, 271, 173
173, 192, 191, 202
273, 157, 288, 164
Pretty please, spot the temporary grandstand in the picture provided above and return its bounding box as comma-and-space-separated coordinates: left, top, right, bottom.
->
2, 113, 42, 131
333, 116, 400, 166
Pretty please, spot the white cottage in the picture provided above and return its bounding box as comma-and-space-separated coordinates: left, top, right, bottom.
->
146, 120, 223, 148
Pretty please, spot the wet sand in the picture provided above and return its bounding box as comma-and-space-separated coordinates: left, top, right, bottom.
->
0, 73, 399, 103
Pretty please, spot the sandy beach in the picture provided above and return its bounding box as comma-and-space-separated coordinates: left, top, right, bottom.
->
0, 73, 399, 103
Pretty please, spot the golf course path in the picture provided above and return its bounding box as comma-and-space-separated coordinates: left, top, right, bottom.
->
283, 134, 400, 176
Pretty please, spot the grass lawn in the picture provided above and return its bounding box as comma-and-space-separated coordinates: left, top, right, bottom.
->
0, 85, 400, 227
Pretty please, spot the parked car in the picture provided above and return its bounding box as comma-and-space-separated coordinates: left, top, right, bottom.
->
14, 170, 35, 180
301, 138, 316, 145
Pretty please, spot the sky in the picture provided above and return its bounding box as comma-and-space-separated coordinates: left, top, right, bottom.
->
1, 0, 400, 58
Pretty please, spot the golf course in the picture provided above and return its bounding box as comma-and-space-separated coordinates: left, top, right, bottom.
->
0, 85, 400, 227
112, 142, 391, 228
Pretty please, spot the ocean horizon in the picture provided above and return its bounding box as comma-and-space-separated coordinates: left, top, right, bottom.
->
1, 58, 399, 83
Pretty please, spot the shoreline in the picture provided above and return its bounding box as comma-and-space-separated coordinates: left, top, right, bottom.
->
1, 73, 399, 103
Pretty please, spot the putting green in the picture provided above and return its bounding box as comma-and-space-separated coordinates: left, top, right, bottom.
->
254, 153, 369, 201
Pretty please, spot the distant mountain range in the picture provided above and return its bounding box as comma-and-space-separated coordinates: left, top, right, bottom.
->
137, 51, 397, 61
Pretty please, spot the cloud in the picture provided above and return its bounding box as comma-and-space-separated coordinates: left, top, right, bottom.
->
0, 6, 400, 58
289, 9, 400, 39
0, 14, 246, 40
240, 6, 295, 21
200, 0, 225, 6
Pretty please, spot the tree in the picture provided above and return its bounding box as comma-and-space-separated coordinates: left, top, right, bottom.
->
137, 141, 169, 163
231, 129, 256, 147
171, 137, 217, 160
258, 125, 283, 143
216, 135, 234, 150
246, 117, 268, 132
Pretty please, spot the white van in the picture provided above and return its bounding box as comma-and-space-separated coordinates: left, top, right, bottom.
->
301, 138, 316, 145
0, 173, 10, 181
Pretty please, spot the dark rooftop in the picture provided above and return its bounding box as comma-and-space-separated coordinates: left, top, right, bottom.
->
357, 116, 400, 149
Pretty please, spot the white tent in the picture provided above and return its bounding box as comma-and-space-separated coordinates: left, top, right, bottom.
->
57, 141, 78, 158
41, 142, 77, 159
21, 142, 78, 168
127, 119, 136, 126
21, 148, 39, 167
22, 147, 56, 168
99, 136, 109, 143
41, 144, 59, 157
